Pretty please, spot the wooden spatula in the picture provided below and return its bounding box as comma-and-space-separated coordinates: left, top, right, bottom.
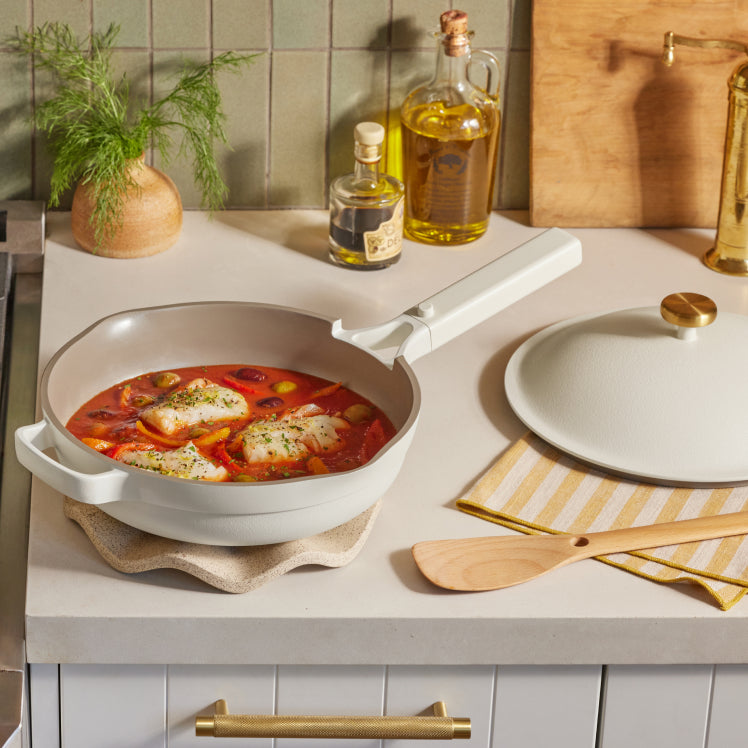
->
412, 510, 748, 591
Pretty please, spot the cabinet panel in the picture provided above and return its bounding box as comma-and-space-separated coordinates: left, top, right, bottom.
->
38, 662, 748, 747
59, 664, 166, 748
493, 666, 601, 748
167, 665, 276, 747
599, 665, 712, 748
276, 665, 386, 748
28, 664, 60, 748
385, 665, 495, 748
707, 665, 748, 748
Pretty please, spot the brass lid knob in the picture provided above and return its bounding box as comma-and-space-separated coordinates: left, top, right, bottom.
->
660, 292, 717, 328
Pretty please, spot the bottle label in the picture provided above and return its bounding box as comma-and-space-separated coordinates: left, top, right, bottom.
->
364, 197, 404, 262
422, 141, 476, 222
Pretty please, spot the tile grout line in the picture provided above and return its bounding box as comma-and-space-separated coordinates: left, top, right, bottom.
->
324, 0, 332, 209
209, 0, 214, 59
266, 0, 273, 208
28, 0, 36, 200
147, 0, 154, 165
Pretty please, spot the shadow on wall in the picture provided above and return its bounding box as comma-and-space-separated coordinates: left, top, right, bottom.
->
0, 130, 32, 201
221, 143, 266, 207
328, 18, 430, 187
0, 68, 33, 200
607, 38, 725, 228
634, 57, 704, 227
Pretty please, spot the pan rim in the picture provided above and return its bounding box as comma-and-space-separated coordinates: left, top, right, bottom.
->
39, 300, 422, 501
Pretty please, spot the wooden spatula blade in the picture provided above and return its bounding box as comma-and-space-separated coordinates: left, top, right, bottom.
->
411, 535, 587, 591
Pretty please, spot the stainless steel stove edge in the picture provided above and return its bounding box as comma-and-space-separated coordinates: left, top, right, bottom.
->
0, 201, 45, 275
0, 201, 45, 748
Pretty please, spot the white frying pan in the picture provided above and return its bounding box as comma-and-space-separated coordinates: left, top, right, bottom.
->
15, 228, 581, 545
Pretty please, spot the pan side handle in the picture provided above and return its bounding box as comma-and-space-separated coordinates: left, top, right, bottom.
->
333, 229, 582, 366
331, 315, 432, 367
15, 420, 127, 504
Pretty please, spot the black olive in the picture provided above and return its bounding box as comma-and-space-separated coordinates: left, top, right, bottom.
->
88, 408, 116, 419
257, 396, 284, 408
233, 367, 268, 382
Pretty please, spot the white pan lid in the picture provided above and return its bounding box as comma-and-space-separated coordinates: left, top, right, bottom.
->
504, 293, 748, 486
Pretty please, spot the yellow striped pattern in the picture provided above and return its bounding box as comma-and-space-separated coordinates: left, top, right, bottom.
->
456, 433, 748, 610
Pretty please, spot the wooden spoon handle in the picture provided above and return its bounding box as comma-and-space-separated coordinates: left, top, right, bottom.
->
582, 509, 748, 557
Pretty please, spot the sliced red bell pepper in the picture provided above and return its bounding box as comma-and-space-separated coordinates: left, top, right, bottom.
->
313, 382, 342, 398
119, 383, 132, 409
223, 374, 259, 394
107, 441, 156, 461
136, 419, 186, 447
215, 443, 244, 474
361, 419, 386, 464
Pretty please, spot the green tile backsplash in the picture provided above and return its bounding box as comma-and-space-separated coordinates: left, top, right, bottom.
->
0, 0, 531, 211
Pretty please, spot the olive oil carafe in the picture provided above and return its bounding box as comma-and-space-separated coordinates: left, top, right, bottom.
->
401, 10, 501, 245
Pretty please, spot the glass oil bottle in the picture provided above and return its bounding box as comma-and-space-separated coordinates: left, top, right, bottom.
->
401, 9, 501, 245
329, 122, 404, 270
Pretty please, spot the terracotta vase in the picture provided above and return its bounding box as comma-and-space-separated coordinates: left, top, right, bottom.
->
71, 157, 183, 258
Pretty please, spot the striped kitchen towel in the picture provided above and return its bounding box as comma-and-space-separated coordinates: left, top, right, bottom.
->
456, 432, 748, 610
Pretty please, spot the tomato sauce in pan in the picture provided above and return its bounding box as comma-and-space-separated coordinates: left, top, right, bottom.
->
65, 364, 396, 482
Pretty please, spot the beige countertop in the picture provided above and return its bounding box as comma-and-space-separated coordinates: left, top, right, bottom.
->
23, 210, 748, 665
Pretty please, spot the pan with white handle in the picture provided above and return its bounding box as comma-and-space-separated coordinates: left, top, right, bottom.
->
15, 228, 581, 545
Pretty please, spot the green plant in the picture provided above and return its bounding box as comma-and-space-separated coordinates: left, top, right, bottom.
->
9, 22, 256, 249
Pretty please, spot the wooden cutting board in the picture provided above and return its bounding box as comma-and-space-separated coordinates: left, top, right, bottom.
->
530, 0, 748, 227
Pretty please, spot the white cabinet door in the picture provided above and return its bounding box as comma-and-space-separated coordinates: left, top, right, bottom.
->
706, 665, 748, 748
29, 664, 60, 748
275, 665, 386, 748
385, 665, 495, 748
41, 662, 745, 747
167, 665, 276, 747
59, 664, 166, 748
599, 665, 712, 748
493, 666, 601, 748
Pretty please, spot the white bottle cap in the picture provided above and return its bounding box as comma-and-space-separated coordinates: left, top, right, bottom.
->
354, 122, 385, 146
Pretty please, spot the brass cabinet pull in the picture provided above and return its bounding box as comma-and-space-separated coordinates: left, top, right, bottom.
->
196, 699, 471, 739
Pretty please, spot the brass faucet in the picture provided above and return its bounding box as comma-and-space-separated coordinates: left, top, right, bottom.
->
664, 32, 748, 275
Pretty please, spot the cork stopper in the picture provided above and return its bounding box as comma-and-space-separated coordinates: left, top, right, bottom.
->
440, 9, 468, 35
439, 9, 470, 56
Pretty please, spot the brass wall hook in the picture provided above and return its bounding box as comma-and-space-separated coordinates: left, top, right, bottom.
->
663, 31, 748, 275
662, 32, 748, 66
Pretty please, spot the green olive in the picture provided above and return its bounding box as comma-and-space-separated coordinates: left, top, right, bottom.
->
89, 422, 109, 437
272, 380, 297, 394
343, 403, 372, 423
233, 474, 257, 482
154, 371, 180, 388
132, 394, 155, 408
188, 427, 210, 439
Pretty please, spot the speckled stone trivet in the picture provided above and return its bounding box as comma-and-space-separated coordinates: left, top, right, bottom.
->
63, 497, 381, 593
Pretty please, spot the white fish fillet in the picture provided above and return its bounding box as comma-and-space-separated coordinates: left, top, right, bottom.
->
239, 412, 349, 464
142, 378, 248, 435
116, 442, 229, 481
